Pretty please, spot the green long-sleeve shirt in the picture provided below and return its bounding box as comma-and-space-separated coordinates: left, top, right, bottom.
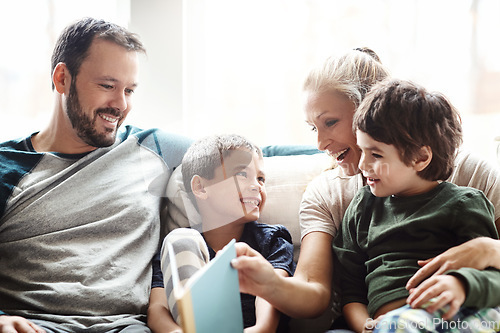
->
333, 182, 499, 317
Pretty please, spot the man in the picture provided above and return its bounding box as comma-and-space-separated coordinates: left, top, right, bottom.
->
0, 17, 191, 333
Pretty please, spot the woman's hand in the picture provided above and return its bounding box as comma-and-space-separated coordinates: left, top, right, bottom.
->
406, 237, 500, 290
231, 242, 278, 297
407, 275, 466, 320
234, 232, 334, 318
0, 316, 46, 333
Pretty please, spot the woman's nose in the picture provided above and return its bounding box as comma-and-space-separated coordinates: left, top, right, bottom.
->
317, 128, 331, 151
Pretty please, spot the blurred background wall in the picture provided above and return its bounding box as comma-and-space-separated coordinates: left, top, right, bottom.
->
1, 0, 498, 163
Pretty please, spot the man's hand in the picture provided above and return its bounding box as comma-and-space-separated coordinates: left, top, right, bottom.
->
407, 275, 466, 320
406, 237, 498, 290
0, 316, 46, 333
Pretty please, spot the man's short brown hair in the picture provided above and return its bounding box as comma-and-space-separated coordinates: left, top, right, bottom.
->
51, 17, 145, 90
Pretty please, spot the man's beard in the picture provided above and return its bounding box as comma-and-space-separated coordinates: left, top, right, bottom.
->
66, 81, 122, 148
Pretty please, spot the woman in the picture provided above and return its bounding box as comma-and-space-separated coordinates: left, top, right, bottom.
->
231, 48, 500, 327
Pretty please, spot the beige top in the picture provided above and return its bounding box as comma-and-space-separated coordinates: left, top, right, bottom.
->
300, 150, 500, 240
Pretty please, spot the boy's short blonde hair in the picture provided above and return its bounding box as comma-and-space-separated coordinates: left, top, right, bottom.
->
181, 134, 262, 204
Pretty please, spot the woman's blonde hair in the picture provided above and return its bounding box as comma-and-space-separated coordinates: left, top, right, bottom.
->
303, 47, 390, 107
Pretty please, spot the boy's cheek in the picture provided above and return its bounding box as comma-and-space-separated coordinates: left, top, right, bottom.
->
259, 192, 267, 211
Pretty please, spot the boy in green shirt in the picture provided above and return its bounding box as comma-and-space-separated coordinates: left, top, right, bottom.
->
333, 78, 500, 333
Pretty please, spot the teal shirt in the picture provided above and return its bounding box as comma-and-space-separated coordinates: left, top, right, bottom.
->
333, 182, 498, 317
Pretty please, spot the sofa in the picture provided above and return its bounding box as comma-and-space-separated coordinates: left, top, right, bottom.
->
163, 149, 338, 332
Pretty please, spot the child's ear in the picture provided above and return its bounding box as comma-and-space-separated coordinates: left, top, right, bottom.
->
191, 175, 208, 200
413, 146, 433, 172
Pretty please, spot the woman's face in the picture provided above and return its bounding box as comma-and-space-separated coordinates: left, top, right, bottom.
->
304, 90, 361, 176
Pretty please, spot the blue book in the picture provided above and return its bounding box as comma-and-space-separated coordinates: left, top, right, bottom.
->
167, 238, 243, 333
